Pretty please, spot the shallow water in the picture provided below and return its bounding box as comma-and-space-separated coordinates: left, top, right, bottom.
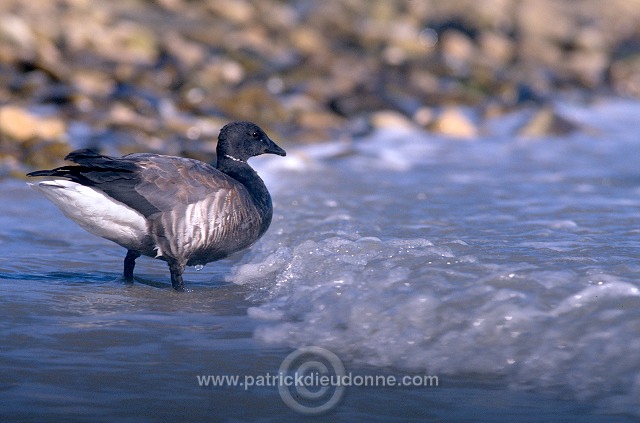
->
2, 99, 640, 421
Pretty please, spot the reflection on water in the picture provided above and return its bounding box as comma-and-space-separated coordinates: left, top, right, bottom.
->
2, 100, 640, 421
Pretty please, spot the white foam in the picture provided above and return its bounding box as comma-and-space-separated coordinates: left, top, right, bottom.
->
239, 99, 640, 415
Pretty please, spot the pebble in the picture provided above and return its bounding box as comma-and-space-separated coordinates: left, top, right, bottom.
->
440, 30, 476, 73
517, 106, 582, 137
371, 111, 416, 131
0, 105, 66, 141
428, 107, 478, 139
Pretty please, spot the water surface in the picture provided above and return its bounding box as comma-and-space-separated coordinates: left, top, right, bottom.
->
2, 99, 640, 421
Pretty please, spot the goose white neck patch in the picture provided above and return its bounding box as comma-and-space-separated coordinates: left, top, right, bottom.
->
224, 154, 244, 163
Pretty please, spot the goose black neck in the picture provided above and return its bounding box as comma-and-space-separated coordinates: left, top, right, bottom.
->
217, 157, 273, 223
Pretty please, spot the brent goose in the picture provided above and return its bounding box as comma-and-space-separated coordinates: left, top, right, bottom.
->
27, 121, 286, 291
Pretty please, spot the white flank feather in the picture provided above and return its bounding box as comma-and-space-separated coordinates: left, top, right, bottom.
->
28, 179, 148, 248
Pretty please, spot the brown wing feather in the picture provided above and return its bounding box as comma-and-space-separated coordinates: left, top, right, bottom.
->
125, 154, 239, 215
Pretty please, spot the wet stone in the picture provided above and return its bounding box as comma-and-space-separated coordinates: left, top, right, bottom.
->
427, 107, 478, 139
0, 105, 66, 142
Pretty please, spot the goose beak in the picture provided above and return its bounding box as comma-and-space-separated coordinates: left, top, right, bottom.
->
265, 138, 286, 156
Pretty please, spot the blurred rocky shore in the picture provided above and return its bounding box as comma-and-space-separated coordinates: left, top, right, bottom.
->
2, 0, 640, 175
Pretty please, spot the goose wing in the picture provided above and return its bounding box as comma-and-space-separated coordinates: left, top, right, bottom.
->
27, 149, 240, 218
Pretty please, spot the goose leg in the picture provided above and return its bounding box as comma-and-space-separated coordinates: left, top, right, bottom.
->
168, 260, 186, 291
124, 250, 140, 282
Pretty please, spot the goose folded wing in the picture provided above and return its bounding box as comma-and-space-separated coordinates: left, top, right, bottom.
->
29, 150, 237, 218
124, 153, 241, 216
